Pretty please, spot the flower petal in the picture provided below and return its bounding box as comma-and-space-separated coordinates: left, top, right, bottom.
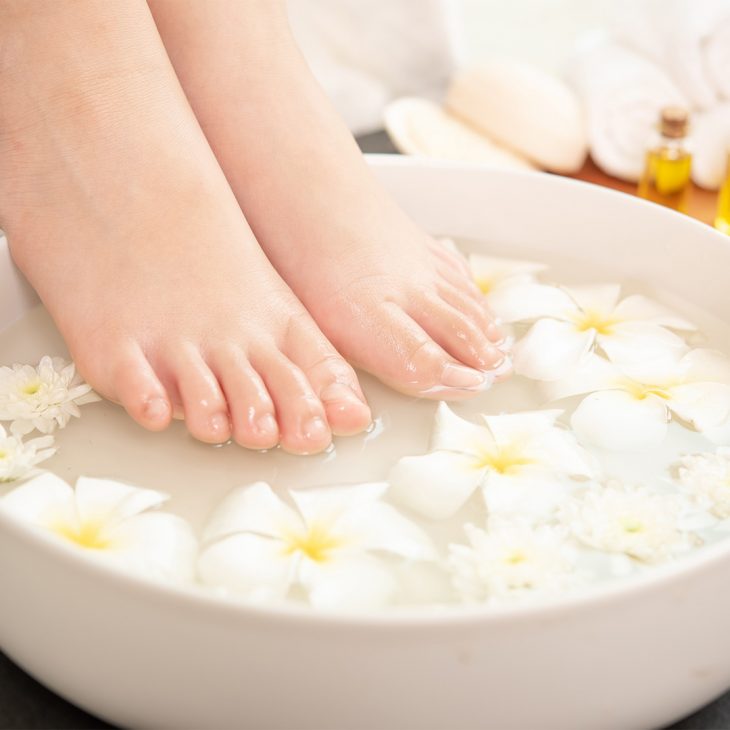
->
468, 253, 547, 294
197, 533, 296, 601
0, 472, 76, 528
599, 322, 689, 365
668, 382, 730, 431
74, 476, 169, 530
482, 409, 563, 447
482, 472, 573, 523
525, 428, 598, 478
202, 482, 302, 544
513, 318, 595, 381
289, 482, 387, 527
387, 451, 484, 520
301, 553, 397, 611
486, 282, 575, 324
104, 512, 198, 583
704, 417, 730, 446
544, 354, 622, 401
562, 283, 622, 314
681, 349, 730, 384
571, 390, 669, 451
612, 294, 696, 330
430, 402, 492, 456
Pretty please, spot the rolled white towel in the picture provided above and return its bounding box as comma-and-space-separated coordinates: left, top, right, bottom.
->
615, 0, 730, 111
566, 37, 687, 182
692, 103, 730, 190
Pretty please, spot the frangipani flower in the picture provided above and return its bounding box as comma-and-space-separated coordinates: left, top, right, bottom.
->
448, 522, 580, 603
493, 282, 694, 381
562, 482, 696, 563
387, 403, 596, 521
0, 473, 196, 582
676, 448, 730, 518
546, 350, 730, 451
0, 424, 55, 482
197, 482, 436, 611
0, 357, 100, 435
468, 253, 546, 305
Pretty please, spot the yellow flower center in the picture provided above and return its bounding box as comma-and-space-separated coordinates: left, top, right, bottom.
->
620, 517, 645, 534
53, 520, 112, 550
475, 445, 534, 475
21, 381, 41, 396
475, 276, 494, 295
505, 550, 527, 565
622, 380, 673, 401
572, 309, 618, 336
0, 449, 7, 461
282, 523, 345, 563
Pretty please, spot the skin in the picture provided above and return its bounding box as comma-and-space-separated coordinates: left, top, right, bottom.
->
0, 0, 508, 455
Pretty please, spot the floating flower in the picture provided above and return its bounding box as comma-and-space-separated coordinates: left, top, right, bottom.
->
0, 356, 100, 435
546, 349, 730, 451
468, 252, 546, 307
387, 403, 596, 521
562, 482, 696, 563
197, 481, 436, 611
448, 522, 580, 603
0, 424, 55, 482
492, 282, 694, 381
676, 448, 730, 518
0, 473, 197, 582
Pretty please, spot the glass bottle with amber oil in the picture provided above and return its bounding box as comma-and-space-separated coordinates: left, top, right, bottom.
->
716, 150, 730, 235
638, 107, 692, 212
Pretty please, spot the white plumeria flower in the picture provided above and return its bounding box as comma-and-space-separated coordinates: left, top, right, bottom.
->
448, 522, 580, 603
562, 482, 696, 563
491, 282, 694, 381
197, 481, 436, 611
0, 424, 55, 482
676, 448, 730, 518
387, 403, 597, 521
0, 473, 197, 582
468, 253, 546, 311
0, 356, 100, 435
546, 349, 730, 451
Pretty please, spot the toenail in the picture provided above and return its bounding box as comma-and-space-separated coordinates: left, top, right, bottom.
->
209, 412, 230, 435
255, 413, 278, 436
303, 415, 329, 441
440, 363, 488, 389
320, 382, 364, 405
486, 321, 504, 343
144, 397, 170, 421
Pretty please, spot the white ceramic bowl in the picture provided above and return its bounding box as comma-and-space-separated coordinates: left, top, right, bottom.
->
2, 157, 730, 730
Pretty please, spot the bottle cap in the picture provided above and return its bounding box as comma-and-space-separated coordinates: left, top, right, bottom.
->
660, 106, 689, 138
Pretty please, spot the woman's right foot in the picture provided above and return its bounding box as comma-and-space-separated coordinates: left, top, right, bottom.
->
0, 0, 371, 454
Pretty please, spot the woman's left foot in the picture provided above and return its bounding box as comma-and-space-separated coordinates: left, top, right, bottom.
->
150, 0, 509, 399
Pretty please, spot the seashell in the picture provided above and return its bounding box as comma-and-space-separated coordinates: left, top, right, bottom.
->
383, 97, 534, 171
445, 61, 588, 173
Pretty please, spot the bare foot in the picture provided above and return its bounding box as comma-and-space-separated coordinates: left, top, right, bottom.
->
150, 0, 509, 400
0, 1, 370, 453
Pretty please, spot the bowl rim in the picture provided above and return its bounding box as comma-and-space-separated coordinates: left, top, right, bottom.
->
2, 157, 730, 631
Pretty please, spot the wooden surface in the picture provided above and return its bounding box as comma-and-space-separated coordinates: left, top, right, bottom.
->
566, 158, 719, 226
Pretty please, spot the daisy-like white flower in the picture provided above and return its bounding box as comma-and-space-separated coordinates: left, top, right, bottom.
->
387, 403, 597, 522
676, 448, 730, 518
448, 522, 580, 603
468, 253, 546, 311
0, 424, 55, 482
491, 282, 694, 381
562, 482, 696, 563
197, 481, 436, 611
546, 349, 730, 451
0, 473, 197, 582
0, 356, 100, 435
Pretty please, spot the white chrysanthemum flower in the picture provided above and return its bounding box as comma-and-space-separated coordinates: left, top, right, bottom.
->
0, 473, 197, 583
563, 483, 696, 563
676, 448, 730, 518
198, 481, 436, 611
468, 253, 547, 312
0, 356, 100, 434
546, 349, 730, 451
448, 523, 580, 603
492, 282, 694, 381
0, 424, 55, 482
387, 403, 596, 521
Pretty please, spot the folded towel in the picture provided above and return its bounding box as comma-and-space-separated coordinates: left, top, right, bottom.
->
287, 0, 455, 136
615, 0, 730, 111
565, 37, 687, 182
692, 103, 730, 189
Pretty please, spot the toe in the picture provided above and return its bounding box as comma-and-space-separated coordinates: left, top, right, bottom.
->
252, 349, 332, 454
110, 344, 172, 432
209, 347, 279, 450
173, 346, 231, 444
408, 295, 504, 372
